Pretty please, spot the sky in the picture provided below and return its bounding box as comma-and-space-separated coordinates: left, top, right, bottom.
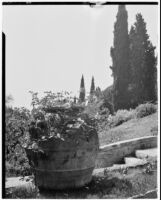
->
3, 4, 158, 109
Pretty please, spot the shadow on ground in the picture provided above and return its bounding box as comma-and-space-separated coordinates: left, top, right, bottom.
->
38, 176, 133, 199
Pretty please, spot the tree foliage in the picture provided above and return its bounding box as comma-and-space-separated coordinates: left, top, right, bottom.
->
129, 14, 157, 106
110, 7, 157, 110
90, 76, 95, 95
110, 5, 131, 111
79, 75, 85, 103
95, 87, 103, 99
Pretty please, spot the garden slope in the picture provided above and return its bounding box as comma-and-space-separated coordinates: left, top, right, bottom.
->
99, 112, 158, 146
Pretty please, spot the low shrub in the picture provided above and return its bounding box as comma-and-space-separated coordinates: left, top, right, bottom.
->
135, 103, 157, 118
108, 109, 135, 127
107, 103, 157, 128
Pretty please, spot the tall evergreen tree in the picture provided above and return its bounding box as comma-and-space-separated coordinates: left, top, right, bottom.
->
129, 25, 140, 107
129, 14, 157, 105
73, 96, 77, 104
110, 5, 131, 111
79, 75, 85, 102
90, 76, 95, 95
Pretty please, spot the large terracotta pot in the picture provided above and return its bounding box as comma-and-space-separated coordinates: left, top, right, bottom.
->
25, 128, 99, 190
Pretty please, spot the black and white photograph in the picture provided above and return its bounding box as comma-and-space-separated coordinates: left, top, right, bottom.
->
2, 1, 159, 199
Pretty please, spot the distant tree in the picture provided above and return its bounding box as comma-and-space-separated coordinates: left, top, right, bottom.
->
79, 75, 85, 102
74, 96, 77, 104
95, 87, 103, 99
110, 5, 131, 111
103, 85, 113, 104
102, 85, 114, 114
90, 76, 95, 95
129, 14, 157, 106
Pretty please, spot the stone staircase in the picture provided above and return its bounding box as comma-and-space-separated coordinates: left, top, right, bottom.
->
94, 147, 157, 175
96, 136, 157, 169
114, 147, 157, 168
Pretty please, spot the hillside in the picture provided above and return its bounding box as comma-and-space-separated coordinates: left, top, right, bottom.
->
99, 112, 158, 146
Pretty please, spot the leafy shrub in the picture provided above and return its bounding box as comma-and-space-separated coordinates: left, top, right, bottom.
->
5, 106, 32, 177
135, 103, 157, 118
108, 109, 135, 127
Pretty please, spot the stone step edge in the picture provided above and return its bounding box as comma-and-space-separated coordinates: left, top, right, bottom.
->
93, 161, 154, 175
100, 136, 157, 150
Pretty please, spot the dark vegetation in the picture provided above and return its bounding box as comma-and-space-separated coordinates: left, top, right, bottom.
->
5, 105, 32, 177
79, 75, 86, 103
109, 6, 157, 111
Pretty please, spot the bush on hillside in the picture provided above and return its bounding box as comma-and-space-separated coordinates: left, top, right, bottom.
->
108, 109, 136, 127
107, 103, 157, 128
135, 103, 157, 118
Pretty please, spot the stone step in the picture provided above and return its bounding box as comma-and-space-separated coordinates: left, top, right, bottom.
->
124, 157, 147, 167
135, 148, 157, 162
94, 149, 156, 176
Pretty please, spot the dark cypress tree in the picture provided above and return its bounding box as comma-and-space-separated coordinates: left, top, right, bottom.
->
110, 5, 131, 111
73, 96, 77, 104
129, 25, 140, 107
129, 14, 157, 105
90, 76, 95, 95
79, 75, 85, 102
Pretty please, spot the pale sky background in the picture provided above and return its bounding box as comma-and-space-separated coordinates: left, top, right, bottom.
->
3, 4, 158, 109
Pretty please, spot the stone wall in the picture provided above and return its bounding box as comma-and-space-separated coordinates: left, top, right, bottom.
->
96, 136, 157, 168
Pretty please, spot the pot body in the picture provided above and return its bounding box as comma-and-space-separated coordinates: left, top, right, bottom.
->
25, 128, 99, 190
